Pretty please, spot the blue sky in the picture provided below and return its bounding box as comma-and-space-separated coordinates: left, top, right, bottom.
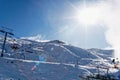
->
0, 0, 54, 36
0, 0, 75, 36
0, 0, 111, 48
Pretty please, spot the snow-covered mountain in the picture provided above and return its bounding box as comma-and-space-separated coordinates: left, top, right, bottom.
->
0, 37, 120, 80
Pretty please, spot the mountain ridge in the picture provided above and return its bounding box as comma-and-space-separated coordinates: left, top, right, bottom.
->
0, 37, 119, 80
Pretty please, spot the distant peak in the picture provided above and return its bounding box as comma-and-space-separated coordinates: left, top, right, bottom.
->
48, 40, 65, 44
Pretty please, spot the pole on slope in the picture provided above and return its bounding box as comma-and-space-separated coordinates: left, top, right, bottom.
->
0, 27, 14, 57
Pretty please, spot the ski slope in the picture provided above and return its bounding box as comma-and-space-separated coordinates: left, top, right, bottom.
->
0, 38, 120, 80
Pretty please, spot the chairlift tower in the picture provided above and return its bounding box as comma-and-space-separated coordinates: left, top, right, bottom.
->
0, 27, 14, 57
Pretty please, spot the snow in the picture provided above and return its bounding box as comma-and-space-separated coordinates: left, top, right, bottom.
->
0, 37, 120, 80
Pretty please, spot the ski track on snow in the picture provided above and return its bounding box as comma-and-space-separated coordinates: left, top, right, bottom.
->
3, 57, 116, 71
49, 43, 79, 58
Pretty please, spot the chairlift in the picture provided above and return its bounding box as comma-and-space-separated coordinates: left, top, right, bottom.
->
11, 43, 20, 50
25, 50, 33, 53
11, 39, 20, 50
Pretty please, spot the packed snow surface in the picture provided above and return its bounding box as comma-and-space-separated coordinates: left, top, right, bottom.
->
0, 38, 120, 80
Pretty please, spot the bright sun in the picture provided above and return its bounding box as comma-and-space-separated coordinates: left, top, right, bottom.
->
74, 6, 102, 25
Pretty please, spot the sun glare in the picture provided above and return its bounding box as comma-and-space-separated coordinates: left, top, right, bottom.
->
75, 6, 102, 25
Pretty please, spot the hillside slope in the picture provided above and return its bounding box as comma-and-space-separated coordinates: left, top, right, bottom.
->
0, 38, 120, 80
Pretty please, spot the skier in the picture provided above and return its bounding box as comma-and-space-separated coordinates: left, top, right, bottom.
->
112, 59, 115, 64
112, 58, 119, 69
